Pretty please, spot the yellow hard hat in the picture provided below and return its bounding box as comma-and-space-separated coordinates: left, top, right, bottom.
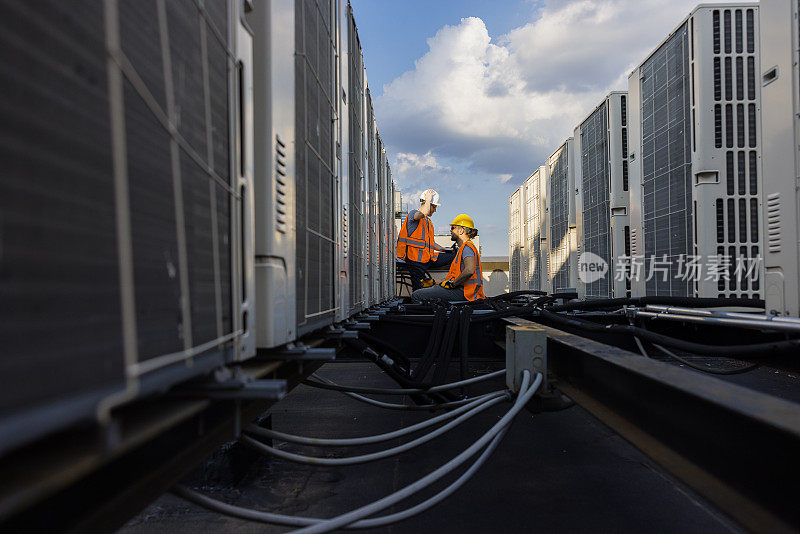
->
450, 214, 475, 229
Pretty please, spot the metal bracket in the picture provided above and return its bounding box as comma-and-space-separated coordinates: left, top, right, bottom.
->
169, 367, 287, 400
344, 321, 371, 330
324, 326, 359, 339
258, 344, 337, 361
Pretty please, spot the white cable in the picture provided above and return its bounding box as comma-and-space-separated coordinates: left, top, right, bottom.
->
304, 369, 506, 395
291, 370, 542, 534
244, 394, 498, 447
171, 425, 510, 529
314, 374, 506, 411
240, 394, 508, 466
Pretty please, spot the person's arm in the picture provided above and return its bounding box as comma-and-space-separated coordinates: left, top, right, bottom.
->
433, 242, 447, 252
452, 255, 476, 286
411, 209, 424, 221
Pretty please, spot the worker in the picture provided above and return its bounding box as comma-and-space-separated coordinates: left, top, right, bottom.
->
396, 189, 456, 289
412, 214, 485, 302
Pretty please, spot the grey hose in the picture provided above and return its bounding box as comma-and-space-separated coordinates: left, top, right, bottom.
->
291, 370, 542, 534
315, 374, 506, 411
304, 369, 506, 395
244, 394, 497, 447
240, 394, 508, 466
171, 424, 509, 529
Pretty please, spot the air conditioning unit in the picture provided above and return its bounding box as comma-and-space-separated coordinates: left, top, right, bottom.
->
390, 172, 398, 297
0, 0, 251, 454
250, 0, 294, 346
547, 139, 579, 292
575, 92, 631, 298
378, 143, 393, 301
509, 188, 523, 291
252, 0, 341, 340
366, 94, 379, 306
759, 0, 800, 316
522, 166, 550, 294
628, 4, 763, 298
345, 5, 368, 315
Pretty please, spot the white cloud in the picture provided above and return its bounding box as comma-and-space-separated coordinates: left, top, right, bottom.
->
374, 0, 751, 254
395, 151, 450, 175
376, 0, 745, 181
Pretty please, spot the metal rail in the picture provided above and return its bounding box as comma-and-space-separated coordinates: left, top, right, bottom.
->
505, 316, 800, 534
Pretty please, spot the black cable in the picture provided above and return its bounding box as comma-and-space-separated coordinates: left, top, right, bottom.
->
357, 332, 412, 370
412, 306, 447, 382
651, 346, 763, 375
432, 308, 461, 385
459, 306, 472, 385
342, 337, 447, 405
547, 296, 765, 312
632, 321, 764, 375
470, 296, 555, 323
538, 308, 800, 356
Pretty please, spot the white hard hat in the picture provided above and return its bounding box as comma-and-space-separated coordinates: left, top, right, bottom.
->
420, 189, 440, 206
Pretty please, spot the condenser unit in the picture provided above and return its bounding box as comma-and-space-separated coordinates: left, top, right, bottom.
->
575, 92, 631, 298
522, 166, 549, 294
346, 4, 368, 314
252, 0, 341, 340
628, 4, 762, 298
389, 167, 398, 297
366, 92, 379, 306
509, 188, 523, 291
759, 0, 800, 316
0, 0, 252, 454
547, 139, 579, 292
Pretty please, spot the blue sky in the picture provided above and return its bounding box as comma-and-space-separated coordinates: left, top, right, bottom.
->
349, 0, 745, 256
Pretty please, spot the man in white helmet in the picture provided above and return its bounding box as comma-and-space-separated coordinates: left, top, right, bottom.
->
396, 189, 456, 289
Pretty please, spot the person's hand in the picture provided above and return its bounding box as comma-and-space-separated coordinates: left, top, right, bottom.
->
439, 280, 455, 289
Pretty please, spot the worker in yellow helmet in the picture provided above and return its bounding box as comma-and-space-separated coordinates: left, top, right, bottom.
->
412, 214, 485, 302
396, 189, 456, 289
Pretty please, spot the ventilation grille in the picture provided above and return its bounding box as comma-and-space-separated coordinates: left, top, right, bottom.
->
509, 193, 521, 291
275, 135, 287, 233
766, 193, 781, 253
711, 7, 760, 298
366, 90, 376, 303
525, 173, 542, 291
580, 102, 611, 297
348, 9, 365, 311
549, 146, 571, 291
295, 0, 336, 332
640, 22, 692, 296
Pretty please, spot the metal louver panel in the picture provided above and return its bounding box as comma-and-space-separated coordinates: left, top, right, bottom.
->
509, 191, 521, 291
640, 22, 692, 296
366, 91, 377, 304
348, 9, 365, 311
295, 0, 336, 334
0, 0, 238, 452
580, 102, 612, 297
525, 173, 542, 291
710, 8, 761, 298
550, 146, 572, 291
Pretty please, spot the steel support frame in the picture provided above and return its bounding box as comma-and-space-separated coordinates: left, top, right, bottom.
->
0, 359, 324, 533
505, 317, 800, 534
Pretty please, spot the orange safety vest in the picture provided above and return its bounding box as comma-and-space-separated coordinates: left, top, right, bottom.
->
446, 241, 485, 301
396, 212, 438, 263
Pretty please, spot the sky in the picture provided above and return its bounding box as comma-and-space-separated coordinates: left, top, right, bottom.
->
349, 0, 748, 256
